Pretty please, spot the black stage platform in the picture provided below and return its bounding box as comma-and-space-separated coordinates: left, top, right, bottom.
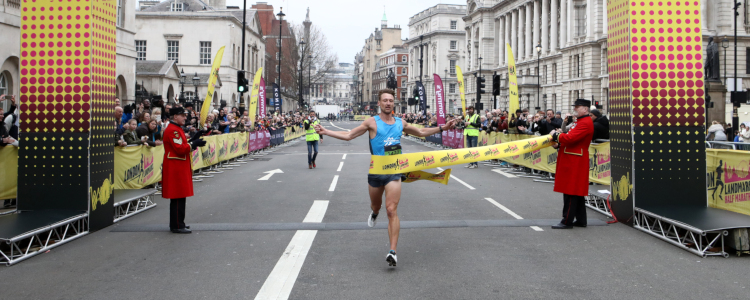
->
0, 210, 84, 241
114, 189, 156, 206
113, 189, 157, 223
637, 205, 750, 233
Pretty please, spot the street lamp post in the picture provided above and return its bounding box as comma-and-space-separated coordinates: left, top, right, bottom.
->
192, 72, 200, 113
276, 7, 285, 110
722, 36, 729, 86
535, 43, 542, 111
733, 2, 742, 131
179, 68, 186, 104
299, 38, 305, 108
478, 56, 483, 110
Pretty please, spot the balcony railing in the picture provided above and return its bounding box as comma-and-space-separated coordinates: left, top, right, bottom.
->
6, 0, 20, 8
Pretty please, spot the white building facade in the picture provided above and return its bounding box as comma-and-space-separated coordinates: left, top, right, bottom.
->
309, 63, 355, 107
405, 4, 467, 114
136, 0, 266, 110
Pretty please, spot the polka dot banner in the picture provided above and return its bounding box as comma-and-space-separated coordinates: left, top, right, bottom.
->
607, 0, 707, 217
18, 0, 116, 231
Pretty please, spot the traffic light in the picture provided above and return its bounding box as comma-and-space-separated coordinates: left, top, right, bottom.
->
237, 70, 249, 93
492, 75, 500, 96
477, 76, 486, 101
594, 100, 602, 109
413, 87, 420, 104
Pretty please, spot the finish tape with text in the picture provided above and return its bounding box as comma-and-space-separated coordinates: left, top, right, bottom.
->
369, 135, 553, 175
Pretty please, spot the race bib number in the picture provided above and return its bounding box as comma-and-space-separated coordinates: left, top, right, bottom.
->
384, 144, 402, 156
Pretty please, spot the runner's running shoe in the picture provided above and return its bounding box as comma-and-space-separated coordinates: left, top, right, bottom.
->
367, 213, 378, 227
386, 250, 397, 267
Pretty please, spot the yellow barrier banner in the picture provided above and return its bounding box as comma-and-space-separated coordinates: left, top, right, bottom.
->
407, 124, 427, 141
190, 146, 204, 171
199, 135, 219, 166
370, 135, 553, 174
707, 149, 750, 216
354, 115, 369, 121
0, 147, 17, 200
402, 169, 451, 185
114, 145, 164, 190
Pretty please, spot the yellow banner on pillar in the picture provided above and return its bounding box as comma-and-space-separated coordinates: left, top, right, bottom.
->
200, 46, 226, 126
248, 68, 264, 129
369, 135, 553, 174
456, 65, 466, 114
707, 149, 750, 216
506, 44, 519, 117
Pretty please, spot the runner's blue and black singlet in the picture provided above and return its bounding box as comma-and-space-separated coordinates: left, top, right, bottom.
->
369, 116, 403, 156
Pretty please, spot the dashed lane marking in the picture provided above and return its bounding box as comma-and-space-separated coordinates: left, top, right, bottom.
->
484, 198, 544, 231
254, 200, 329, 300
342, 154, 347, 160
337, 162, 344, 172
328, 175, 339, 192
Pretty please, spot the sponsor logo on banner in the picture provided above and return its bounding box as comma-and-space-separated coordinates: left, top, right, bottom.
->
382, 159, 401, 171
219, 140, 228, 158
547, 151, 558, 165
202, 143, 216, 164
504, 144, 519, 153
123, 152, 155, 184
415, 155, 436, 167
589, 148, 611, 179
230, 138, 240, 154
370, 159, 374, 170
708, 159, 750, 205
398, 159, 409, 170
463, 150, 480, 160
441, 152, 459, 163
524, 140, 538, 150
530, 150, 542, 165
484, 147, 500, 157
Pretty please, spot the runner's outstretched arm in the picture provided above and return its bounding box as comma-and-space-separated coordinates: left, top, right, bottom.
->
402, 119, 457, 138
315, 120, 369, 141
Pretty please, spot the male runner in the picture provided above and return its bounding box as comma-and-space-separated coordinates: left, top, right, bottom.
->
315, 89, 456, 267
303, 110, 320, 169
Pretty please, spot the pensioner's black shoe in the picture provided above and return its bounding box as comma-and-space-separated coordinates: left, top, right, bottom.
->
185, 225, 191, 229
551, 223, 573, 229
572, 222, 587, 228
171, 228, 192, 234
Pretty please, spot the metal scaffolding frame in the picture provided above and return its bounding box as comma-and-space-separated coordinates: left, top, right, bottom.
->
1, 214, 89, 266
113, 191, 157, 223
634, 208, 728, 258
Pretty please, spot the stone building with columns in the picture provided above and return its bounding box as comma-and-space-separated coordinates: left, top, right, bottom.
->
464, 0, 611, 115
462, 0, 750, 122
405, 4, 467, 115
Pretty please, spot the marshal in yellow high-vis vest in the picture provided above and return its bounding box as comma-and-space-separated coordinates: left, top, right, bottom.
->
305, 119, 320, 142
464, 113, 480, 137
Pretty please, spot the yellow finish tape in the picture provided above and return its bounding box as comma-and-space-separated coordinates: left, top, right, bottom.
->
402, 169, 452, 185
369, 135, 553, 174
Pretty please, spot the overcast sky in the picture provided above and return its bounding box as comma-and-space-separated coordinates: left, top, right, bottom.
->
224, 0, 466, 63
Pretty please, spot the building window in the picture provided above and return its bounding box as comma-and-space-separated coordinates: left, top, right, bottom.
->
167, 40, 179, 63
0, 74, 7, 101
451, 20, 457, 30
552, 63, 557, 82
401, 78, 406, 86
402, 68, 407, 75
117, 0, 124, 27
184, 91, 195, 99
402, 55, 407, 62
200, 42, 212, 65
542, 65, 547, 84
449, 83, 456, 93
170, 2, 183, 12
135, 40, 146, 61
602, 49, 608, 74
450, 41, 457, 50
746, 48, 750, 74
575, 4, 586, 37
450, 60, 456, 74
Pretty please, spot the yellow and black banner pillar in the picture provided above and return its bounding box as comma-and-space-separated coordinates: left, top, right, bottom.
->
18, 0, 117, 230
608, 0, 706, 223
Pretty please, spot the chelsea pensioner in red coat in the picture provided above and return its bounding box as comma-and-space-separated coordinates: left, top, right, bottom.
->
163, 107, 206, 234
550, 99, 594, 229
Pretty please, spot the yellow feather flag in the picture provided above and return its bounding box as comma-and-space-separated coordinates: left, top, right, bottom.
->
248, 68, 263, 128
200, 46, 226, 126
456, 65, 466, 114
506, 43, 519, 118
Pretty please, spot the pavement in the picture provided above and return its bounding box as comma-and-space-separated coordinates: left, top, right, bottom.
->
1, 120, 749, 300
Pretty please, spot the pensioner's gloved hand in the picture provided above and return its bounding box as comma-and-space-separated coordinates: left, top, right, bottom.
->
190, 138, 207, 150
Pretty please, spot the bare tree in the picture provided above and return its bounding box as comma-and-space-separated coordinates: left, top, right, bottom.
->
287, 22, 338, 105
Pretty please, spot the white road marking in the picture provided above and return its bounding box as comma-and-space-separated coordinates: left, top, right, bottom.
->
492, 169, 518, 178
437, 167, 475, 190
484, 198, 544, 232
254, 200, 329, 300
258, 169, 284, 181
329, 121, 350, 131
337, 162, 344, 172
342, 154, 347, 160
328, 175, 339, 191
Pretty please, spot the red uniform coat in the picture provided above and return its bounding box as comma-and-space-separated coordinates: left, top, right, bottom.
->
553, 115, 594, 196
162, 122, 194, 199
